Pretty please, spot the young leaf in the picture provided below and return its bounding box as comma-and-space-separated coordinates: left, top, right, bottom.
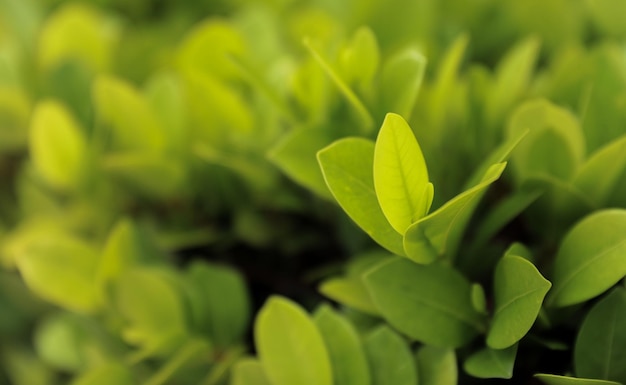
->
364, 326, 418, 385
548, 209, 626, 307
573, 134, 626, 206
314, 304, 371, 385
231, 359, 273, 385
416, 346, 457, 385
184, 261, 250, 348
340, 26, 380, 87
304, 38, 374, 131
464, 344, 518, 379
471, 284, 488, 315
319, 278, 379, 315
404, 162, 506, 263
534, 374, 621, 385
487, 256, 551, 349
255, 296, 332, 385
380, 48, 427, 120
318, 138, 404, 255
374, 112, 431, 234
364, 258, 484, 348
29, 100, 87, 190
269, 125, 335, 199
574, 288, 626, 383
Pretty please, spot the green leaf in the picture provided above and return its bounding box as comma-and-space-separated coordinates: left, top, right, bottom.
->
102, 153, 185, 199
269, 125, 334, 199
318, 138, 404, 255
340, 27, 380, 87
70, 363, 135, 385
380, 48, 427, 120
548, 209, 626, 307
507, 99, 585, 182
364, 326, 417, 385
92, 75, 166, 152
535, 374, 622, 385
29, 100, 87, 190
464, 344, 518, 379
404, 162, 506, 263
108, 267, 187, 353
487, 256, 551, 349
14, 229, 100, 312
586, 0, 626, 37
573, 135, 626, 206
255, 296, 332, 385
364, 258, 484, 348
374, 112, 431, 234
574, 288, 626, 383
34, 312, 89, 372
471, 284, 488, 315
314, 304, 371, 385
231, 359, 273, 385
416, 346, 457, 385
304, 38, 374, 131
184, 261, 250, 348
319, 278, 378, 315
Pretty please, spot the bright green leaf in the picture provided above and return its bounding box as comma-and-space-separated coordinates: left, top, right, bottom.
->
380, 48, 427, 120
364, 325, 417, 385
404, 162, 506, 263
340, 27, 380, 87
416, 346, 457, 385
364, 258, 484, 348
535, 374, 622, 385
574, 288, 626, 383
34, 312, 89, 372
548, 209, 626, 307
319, 278, 379, 315
487, 255, 551, 349
231, 359, 273, 385
374, 112, 431, 234
314, 304, 371, 385
29, 100, 87, 190
255, 296, 332, 385
318, 138, 404, 255
464, 344, 518, 379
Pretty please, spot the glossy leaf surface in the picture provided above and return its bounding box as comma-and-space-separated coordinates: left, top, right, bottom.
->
464, 344, 518, 379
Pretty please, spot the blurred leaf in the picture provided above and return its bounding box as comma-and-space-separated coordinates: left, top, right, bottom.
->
340, 26, 380, 87
471, 284, 488, 315
404, 162, 506, 263
35, 312, 90, 372
574, 288, 626, 383
38, 3, 119, 73
231, 359, 273, 385
314, 304, 371, 385
535, 374, 621, 385
144, 72, 188, 154
255, 296, 332, 385
93, 75, 166, 152
318, 138, 404, 255
586, 0, 626, 37
416, 346, 457, 385
548, 210, 626, 307
373, 113, 432, 234
363, 325, 417, 385
464, 344, 518, 379
184, 261, 250, 348
364, 258, 484, 348
380, 47, 426, 120
487, 256, 551, 349
29, 100, 87, 190
269, 125, 335, 199
70, 362, 135, 385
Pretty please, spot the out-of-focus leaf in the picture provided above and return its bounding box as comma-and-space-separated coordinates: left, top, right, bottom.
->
464, 344, 518, 379
231, 359, 273, 385
416, 346, 457, 385
29, 100, 87, 190
340, 26, 380, 87
380, 48, 426, 120
318, 138, 404, 255
70, 363, 135, 385
574, 288, 626, 383
548, 209, 626, 307
374, 113, 432, 234
364, 258, 484, 347
255, 296, 332, 385
364, 325, 417, 385
314, 304, 370, 385
535, 374, 621, 385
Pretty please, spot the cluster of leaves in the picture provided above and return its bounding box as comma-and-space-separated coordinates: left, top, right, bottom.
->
2, 0, 626, 384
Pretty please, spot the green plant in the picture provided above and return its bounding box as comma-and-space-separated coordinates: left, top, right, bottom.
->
2, 0, 626, 384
